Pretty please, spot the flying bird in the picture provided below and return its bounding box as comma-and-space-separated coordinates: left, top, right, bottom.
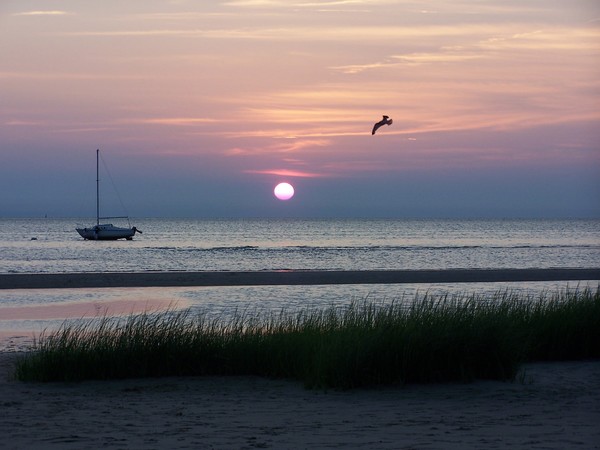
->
372, 115, 393, 135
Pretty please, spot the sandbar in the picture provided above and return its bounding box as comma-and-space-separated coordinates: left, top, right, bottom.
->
1, 268, 599, 289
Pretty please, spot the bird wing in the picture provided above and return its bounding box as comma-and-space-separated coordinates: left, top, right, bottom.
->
372, 115, 392, 134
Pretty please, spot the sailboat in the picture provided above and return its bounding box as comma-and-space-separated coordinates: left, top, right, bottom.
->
76, 149, 142, 240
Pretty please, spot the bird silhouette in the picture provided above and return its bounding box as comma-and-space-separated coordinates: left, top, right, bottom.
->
372, 115, 393, 135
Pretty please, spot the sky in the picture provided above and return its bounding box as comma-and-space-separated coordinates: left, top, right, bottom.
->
1, 0, 599, 219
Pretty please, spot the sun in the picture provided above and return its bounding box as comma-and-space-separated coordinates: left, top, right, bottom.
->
274, 182, 295, 200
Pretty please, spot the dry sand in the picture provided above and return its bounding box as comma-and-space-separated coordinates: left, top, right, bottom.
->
1, 352, 598, 450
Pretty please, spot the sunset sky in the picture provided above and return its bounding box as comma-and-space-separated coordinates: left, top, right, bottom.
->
1, 0, 599, 218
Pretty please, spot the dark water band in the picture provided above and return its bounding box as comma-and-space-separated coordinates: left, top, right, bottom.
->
1, 268, 599, 290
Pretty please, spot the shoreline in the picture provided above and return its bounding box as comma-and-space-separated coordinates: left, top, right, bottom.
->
1, 268, 599, 289
1, 352, 599, 449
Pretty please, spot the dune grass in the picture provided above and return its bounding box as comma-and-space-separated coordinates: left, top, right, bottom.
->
14, 286, 600, 389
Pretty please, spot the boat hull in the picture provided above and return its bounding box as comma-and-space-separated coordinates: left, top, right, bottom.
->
76, 224, 136, 240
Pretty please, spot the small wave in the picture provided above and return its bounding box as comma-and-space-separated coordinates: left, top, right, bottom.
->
271, 244, 600, 252
138, 243, 600, 252
147, 245, 260, 253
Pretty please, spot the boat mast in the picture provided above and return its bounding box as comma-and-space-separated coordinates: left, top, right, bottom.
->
96, 148, 100, 226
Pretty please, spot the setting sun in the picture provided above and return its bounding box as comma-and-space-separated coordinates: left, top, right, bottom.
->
274, 182, 295, 201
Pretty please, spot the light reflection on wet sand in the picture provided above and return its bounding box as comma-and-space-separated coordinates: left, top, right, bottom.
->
0, 289, 189, 350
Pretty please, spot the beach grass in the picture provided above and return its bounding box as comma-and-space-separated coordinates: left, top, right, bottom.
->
14, 286, 600, 389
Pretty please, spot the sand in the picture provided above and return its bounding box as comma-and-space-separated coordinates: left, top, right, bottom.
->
1, 352, 599, 449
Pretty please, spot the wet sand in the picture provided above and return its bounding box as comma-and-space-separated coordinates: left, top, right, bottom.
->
1, 352, 599, 449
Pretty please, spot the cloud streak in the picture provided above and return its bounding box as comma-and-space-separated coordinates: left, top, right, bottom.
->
243, 169, 327, 178
125, 117, 218, 126
13, 10, 72, 16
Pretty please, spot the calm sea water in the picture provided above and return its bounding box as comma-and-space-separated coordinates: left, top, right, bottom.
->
1, 218, 599, 345
2, 218, 599, 272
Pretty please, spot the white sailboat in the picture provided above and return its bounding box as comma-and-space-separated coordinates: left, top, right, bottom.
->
76, 149, 142, 240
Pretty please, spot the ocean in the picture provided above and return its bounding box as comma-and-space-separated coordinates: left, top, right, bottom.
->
1, 218, 599, 345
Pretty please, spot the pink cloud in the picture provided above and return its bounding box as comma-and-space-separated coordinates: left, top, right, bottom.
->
224, 138, 332, 156
243, 169, 328, 178
13, 10, 72, 16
